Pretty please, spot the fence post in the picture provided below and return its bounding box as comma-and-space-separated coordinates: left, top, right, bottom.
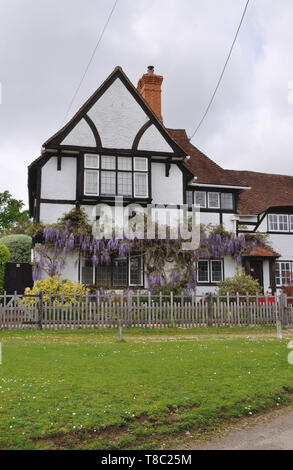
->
207, 293, 213, 327
38, 291, 43, 330
170, 291, 174, 326
280, 292, 288, 328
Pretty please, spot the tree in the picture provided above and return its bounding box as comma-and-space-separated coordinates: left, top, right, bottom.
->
0, 191, 24, 233
3, 210, 31, 235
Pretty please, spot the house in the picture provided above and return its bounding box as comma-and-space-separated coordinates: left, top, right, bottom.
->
28, 66, 293, 293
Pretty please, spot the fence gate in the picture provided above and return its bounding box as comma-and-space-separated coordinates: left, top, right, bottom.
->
4, 262, 33, 295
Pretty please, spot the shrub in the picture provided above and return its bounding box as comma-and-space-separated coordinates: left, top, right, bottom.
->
0, 244, 10, 294
217, 269, 262, 296
0, 234, 32, 263
24, 275, 89, 304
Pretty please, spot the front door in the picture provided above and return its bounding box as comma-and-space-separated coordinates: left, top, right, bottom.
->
248, 259, 263, 288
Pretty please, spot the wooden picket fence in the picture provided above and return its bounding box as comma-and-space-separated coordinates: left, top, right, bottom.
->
1, 291, 293, 330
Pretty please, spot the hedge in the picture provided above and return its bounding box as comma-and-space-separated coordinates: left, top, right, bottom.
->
0, 244, 10, 294
0, 235, 32, 263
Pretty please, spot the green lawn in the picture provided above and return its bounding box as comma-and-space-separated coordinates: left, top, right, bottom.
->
0, 327, 292, 450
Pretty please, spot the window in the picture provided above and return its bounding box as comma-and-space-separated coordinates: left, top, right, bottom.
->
85, 154, 99, 168
84, 154, 99, 195
197, 259, 223, 283
84, 155, 148, 198
208, 192, 220, 209
101, 171, 116, 195
268, 214, 289, 232
211, 260, 223, 282
134, 173, 148, 197
84, 170, 99, 195
276, 261, 291, 286
221, 193, 233, 210
129, 256, 142, 286
118, 157, 132, 170
186, 190, 233, 210
112, 258, 128, 287
81, 256, 143, 287
81, 258, 94, 285
118, 172, 132, 196
186, 191, 193, 208
101, 155, 115, 169
195, 191, 206, 208
134, 157, 148, 171
291, 215, 293, 232
197, 260, 209, 283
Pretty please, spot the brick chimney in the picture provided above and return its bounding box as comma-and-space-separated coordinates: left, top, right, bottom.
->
137, 66, 163, 121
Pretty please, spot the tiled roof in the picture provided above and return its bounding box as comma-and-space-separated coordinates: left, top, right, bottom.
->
228, 170, 293, 215
167, 129, 245, 187
244, 245, 280, 258
168, 128, 293, 215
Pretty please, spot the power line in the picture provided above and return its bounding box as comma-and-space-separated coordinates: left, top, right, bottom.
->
189, 0, 250, 140
61, 0, 119, 126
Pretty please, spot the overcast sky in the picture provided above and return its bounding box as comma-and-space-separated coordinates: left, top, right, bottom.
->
1, 0, 293, 207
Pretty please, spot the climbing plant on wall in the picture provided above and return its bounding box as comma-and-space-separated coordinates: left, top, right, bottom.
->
30, 207, 268, 293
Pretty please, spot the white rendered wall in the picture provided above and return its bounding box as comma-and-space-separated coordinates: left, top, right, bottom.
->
59, 251, 79, 282
222, 214, 237, 233
151, 162, 183, 205
138, 124, 173, 152
199, 212, 220, 226
39, 203, 75, 224
87, 78, 148, 149
41, 157, 76, 200
61, 119, 96, 147
266, 234, 293, 260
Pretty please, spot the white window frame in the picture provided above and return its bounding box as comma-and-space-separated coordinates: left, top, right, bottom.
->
208, 192, 220, 209
275, 261, 291, 287
134, 173, 148, 198
84, 169, 99, 196
268, 214, 289, 232
211, 260, 224, 283
197, 260, 210, 283
134, 157, 148, 172
85, 154, 99, 169
290, 215, 293, 232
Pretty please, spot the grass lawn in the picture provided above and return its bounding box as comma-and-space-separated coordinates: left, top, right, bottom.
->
0, 326, 293, 450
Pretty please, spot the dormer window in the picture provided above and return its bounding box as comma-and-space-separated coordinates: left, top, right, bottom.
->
186, 189, 234, 211
84, 154, 149, 198
268, 214, 289, 232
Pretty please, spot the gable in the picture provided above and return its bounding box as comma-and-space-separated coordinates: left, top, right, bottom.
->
87, 77, 148, 149
44, 67, 187, 158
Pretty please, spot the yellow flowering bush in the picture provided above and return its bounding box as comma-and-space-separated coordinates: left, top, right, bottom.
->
24, 275, 89, 305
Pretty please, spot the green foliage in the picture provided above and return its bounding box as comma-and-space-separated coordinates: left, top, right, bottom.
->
0, 191, 24, 233
217, 269, 262, 296
24, 275, 88, 304
57, 207, 92, 236
0, 234, 32, 263
0, 244, 10, 294
2, 210, 31, 235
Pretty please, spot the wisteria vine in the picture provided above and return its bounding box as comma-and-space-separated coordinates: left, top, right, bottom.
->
32, 208, 265, 292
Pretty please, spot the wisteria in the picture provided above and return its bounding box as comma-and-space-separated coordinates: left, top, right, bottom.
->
32, 208, 267, 291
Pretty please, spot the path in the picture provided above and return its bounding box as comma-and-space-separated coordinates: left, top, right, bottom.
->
177, 406, 293, 450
